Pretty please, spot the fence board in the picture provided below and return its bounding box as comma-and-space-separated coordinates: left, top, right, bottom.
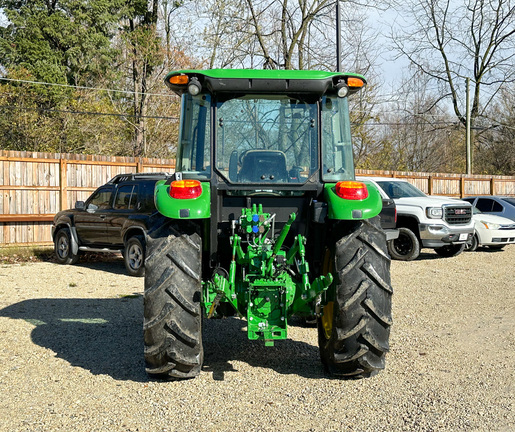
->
1, 151, 514, 246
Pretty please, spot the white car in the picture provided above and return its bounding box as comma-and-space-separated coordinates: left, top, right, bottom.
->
466, 208, 515, 251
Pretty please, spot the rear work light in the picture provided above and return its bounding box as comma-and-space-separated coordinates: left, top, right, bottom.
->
169, 180, 202, 199
335, 181, 368, 200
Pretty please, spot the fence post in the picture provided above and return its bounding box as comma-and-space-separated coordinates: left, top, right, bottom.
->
460, 176, 465, 198
428, 175, 433, 195
136, 157, 143, 173
490, 177, 495, 195
59, 156, 67, 211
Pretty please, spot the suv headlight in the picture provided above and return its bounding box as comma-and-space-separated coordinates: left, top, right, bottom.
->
427, 207, 443, 219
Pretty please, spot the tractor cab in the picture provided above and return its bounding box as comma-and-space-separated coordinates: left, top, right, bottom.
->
165, 69, 365, 191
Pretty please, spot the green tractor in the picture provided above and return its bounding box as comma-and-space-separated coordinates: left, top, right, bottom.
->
144, 69, 392, 380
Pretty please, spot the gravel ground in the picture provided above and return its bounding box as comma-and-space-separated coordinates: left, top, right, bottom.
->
0, 246, 514, 432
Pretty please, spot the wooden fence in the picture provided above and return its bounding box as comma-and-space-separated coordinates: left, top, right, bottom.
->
0, 150, 175, 246
355, 169, 515, 197
1, 150, 514, 246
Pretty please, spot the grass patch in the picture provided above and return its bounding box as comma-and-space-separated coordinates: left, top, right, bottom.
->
0, 245, 54, 264
0, 245, 122, 265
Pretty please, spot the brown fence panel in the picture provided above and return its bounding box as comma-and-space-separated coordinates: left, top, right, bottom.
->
1, 152, 515, 246
0, 151, 175, 245
356, 169, 515, 198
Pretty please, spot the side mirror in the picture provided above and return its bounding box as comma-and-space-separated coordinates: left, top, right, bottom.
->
75, 201, 85, 210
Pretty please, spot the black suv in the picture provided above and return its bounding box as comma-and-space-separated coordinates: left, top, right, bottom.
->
52, 173, 168, 276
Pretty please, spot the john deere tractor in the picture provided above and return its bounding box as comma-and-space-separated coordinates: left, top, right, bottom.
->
144, 69, 392, 380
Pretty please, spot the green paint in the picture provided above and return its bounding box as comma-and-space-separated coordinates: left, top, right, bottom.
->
324, 181, 383, 220
203, 204, 331, 344
165, 69, 365, 82
154, 180, 211, 219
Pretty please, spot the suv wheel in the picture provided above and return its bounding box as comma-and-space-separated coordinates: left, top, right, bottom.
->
124, 235, 145, 277
387, 227, 420, 261
54, 228, 80, 265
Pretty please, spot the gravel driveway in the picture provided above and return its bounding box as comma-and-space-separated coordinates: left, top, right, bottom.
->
0, 247, 514, 431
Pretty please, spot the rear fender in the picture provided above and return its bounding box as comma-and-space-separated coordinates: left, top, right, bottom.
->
154, 180, 211, 219
324, 181, 382, 220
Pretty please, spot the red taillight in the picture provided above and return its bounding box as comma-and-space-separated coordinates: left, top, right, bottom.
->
169, 180, 202, 199
335, 181, 368, 200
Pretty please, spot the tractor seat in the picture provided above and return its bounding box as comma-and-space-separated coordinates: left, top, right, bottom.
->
238, 150, 289, 183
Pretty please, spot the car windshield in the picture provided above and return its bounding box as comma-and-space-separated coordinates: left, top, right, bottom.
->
501, 197, 515, 206
215, 95, 318, 184
376, 181, 427, 199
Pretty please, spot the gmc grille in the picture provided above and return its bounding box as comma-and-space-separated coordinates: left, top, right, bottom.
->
444, 206, 472, 225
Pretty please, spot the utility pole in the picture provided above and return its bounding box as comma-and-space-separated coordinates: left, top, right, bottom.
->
336, 1, 341, 72
466, 77, 472, 174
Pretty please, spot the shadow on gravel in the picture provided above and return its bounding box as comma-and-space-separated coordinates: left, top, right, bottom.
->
73, 259, 128, 276
202, 316, 326, 380
1, 299, 326, 381
0, 296, 148, 382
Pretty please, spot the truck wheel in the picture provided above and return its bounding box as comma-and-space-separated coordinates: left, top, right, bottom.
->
143, 222, 203, 380
54, 228, 80, 265
434, 243, 465, 257
387, 227, 420, 261
465, 234, 479, 252
124, 235, 145, 277
318, 217, 393, 378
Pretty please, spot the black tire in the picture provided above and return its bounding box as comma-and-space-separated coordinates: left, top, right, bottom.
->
434, 243, 465, 257
143, 222, 203, 380
465, 234, 479, 252
54, 228, 80, 265
318, 217, 393, 378
387, 227, 420, 261
124, 235, 146, 277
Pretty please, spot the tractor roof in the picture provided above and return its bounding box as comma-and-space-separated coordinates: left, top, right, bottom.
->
164, 69, 366, 97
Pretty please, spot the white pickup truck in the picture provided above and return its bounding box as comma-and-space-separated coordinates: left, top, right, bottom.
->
358, 177, 475, 260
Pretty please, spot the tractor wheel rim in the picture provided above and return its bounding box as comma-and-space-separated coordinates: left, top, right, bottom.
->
321, 301, 334, 340
321, 249, 334, 339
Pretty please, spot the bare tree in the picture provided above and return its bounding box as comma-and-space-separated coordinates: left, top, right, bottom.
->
363, 67, 464, 172
477, 85, 515, 174
391, 0, 515, 129
120, 0, 162, 157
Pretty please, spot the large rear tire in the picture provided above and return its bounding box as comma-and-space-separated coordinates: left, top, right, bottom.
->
318, 217, 393, 378
143, 221, 203, 379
